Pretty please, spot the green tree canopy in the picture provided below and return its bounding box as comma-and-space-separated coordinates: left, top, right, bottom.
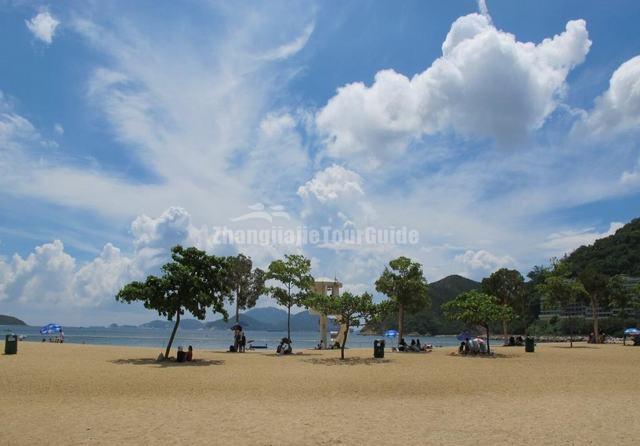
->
228, 254, 266, 323
481, 268, 525, 340
536, 260, 587, 347
608, 275, 640, 317
305, 291, 379, 359
442, 290, 514, 354
375, 256, 429, 343
578, 267, 610, 341
116, 245, 233, 359
266, 254, 314, 341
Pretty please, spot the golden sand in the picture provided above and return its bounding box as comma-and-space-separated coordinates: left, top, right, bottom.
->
1, 342, 639, 445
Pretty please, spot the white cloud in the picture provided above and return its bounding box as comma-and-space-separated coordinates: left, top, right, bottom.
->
539, 222, 624, 256
298, 164, 364, 203
54, 123, 64, 135
25, 11, 60, 44
574, 55, 640, 138
621, 159, 640, 187
260, 22, 314, 61
316, 15, 590, 166
455, 249, 515, 274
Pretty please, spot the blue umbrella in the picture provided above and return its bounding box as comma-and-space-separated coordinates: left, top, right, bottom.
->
624, 328, 640, 336
40, 323, 62, 335
384, 329, 398, 337
456, 330, 474, 341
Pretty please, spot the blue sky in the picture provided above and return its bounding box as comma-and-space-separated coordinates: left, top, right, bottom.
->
1, 1, 639, 325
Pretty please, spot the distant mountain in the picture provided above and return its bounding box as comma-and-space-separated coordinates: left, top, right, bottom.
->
362, 274, 480, 335
0, 314, 26, 326
139, 319, 204, 329
205, 307, 339, 332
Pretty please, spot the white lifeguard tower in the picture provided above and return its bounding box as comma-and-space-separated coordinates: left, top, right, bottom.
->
311, 277, 347, 349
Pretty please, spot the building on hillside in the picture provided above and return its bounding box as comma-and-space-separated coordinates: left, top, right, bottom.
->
539, 276, 640, 320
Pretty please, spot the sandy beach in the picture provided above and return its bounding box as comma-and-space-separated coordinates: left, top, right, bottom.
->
1, 342, 639, 445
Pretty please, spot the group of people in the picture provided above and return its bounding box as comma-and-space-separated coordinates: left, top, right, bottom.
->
458, 337, 488, 355
232, 327, 247, 352
315, 339, 341, 350
505, 336, 525, 346
397, 338, 432, 352
276, 337, 293, 355
176, 345, 193, 363
588, 331, 606, 344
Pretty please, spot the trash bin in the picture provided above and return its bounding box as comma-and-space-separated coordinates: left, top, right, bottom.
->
5, 334, 18, 355
373, 339, 385, 358
525, 337, 535, 353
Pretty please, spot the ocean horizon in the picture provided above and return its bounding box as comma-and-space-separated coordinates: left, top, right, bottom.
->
2, 324, 462, 351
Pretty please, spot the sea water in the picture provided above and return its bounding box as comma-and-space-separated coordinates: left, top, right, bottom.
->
2, 324, 461, 351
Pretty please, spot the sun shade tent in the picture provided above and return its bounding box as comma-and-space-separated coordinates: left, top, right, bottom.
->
40, 323, 62, 335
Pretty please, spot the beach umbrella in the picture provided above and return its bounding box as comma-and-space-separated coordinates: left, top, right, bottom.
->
40, 323, 62, 335
456, 330, 474, 341
384, 329, 398, 337
624, 328, 640, 336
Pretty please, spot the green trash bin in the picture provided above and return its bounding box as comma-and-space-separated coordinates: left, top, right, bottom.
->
373, 339, 385, 358
525, 337, 535, 353
5, 334, 18, 355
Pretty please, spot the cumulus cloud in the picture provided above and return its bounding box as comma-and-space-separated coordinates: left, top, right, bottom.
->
298, 165, 364, 203
0, 207, 225, 307
25, 11, 60, 44
455, 249, 515, 274
574, 55, 640, 138
316, 14, 590, 166
539, 222, 623, 256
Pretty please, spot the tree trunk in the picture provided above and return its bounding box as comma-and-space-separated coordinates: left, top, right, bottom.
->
287, 303, 291, 341
485, 324, 491, 355
235, 292, 240, 323
340, 325, 349, 360
165, 310, 181, 359
398, 303, 405, 346
591, 299, 599, 344
503, 319, 508, 344
569, 317, 573, 348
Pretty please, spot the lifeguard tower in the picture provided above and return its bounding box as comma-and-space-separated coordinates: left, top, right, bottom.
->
311, 277, 347, 348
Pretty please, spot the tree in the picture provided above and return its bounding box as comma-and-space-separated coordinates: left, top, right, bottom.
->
608, 275, 640, 336
266, 254, 314, 341
228, 254, 265, 323
481, 268, 525, 342
306, 291, 379, 359
375, 256, 429, 344
578, 267, 609, 342
537, 262, 587, 347
442, 290, 514, 354
116, 246, 232, 359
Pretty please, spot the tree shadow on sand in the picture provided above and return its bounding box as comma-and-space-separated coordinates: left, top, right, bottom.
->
448, 352, 514, 359
304, 357, 391, 366
548, 345, 598, 349
110, 358, 224, 368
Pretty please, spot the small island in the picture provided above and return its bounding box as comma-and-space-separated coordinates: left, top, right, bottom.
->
0, 314, 27, 326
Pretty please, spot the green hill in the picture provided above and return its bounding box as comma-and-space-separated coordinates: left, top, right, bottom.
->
565, 218, 640, 276
0, 315, 27, 326
363, 274, 480, 335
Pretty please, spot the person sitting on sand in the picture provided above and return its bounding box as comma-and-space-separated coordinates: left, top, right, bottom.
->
186, 345, 193, 362
515, 336, 524, 346
398, 338, 407, 352
416, 339, 422, 350
277, 338, 292, 355
316, 339, 325, 350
